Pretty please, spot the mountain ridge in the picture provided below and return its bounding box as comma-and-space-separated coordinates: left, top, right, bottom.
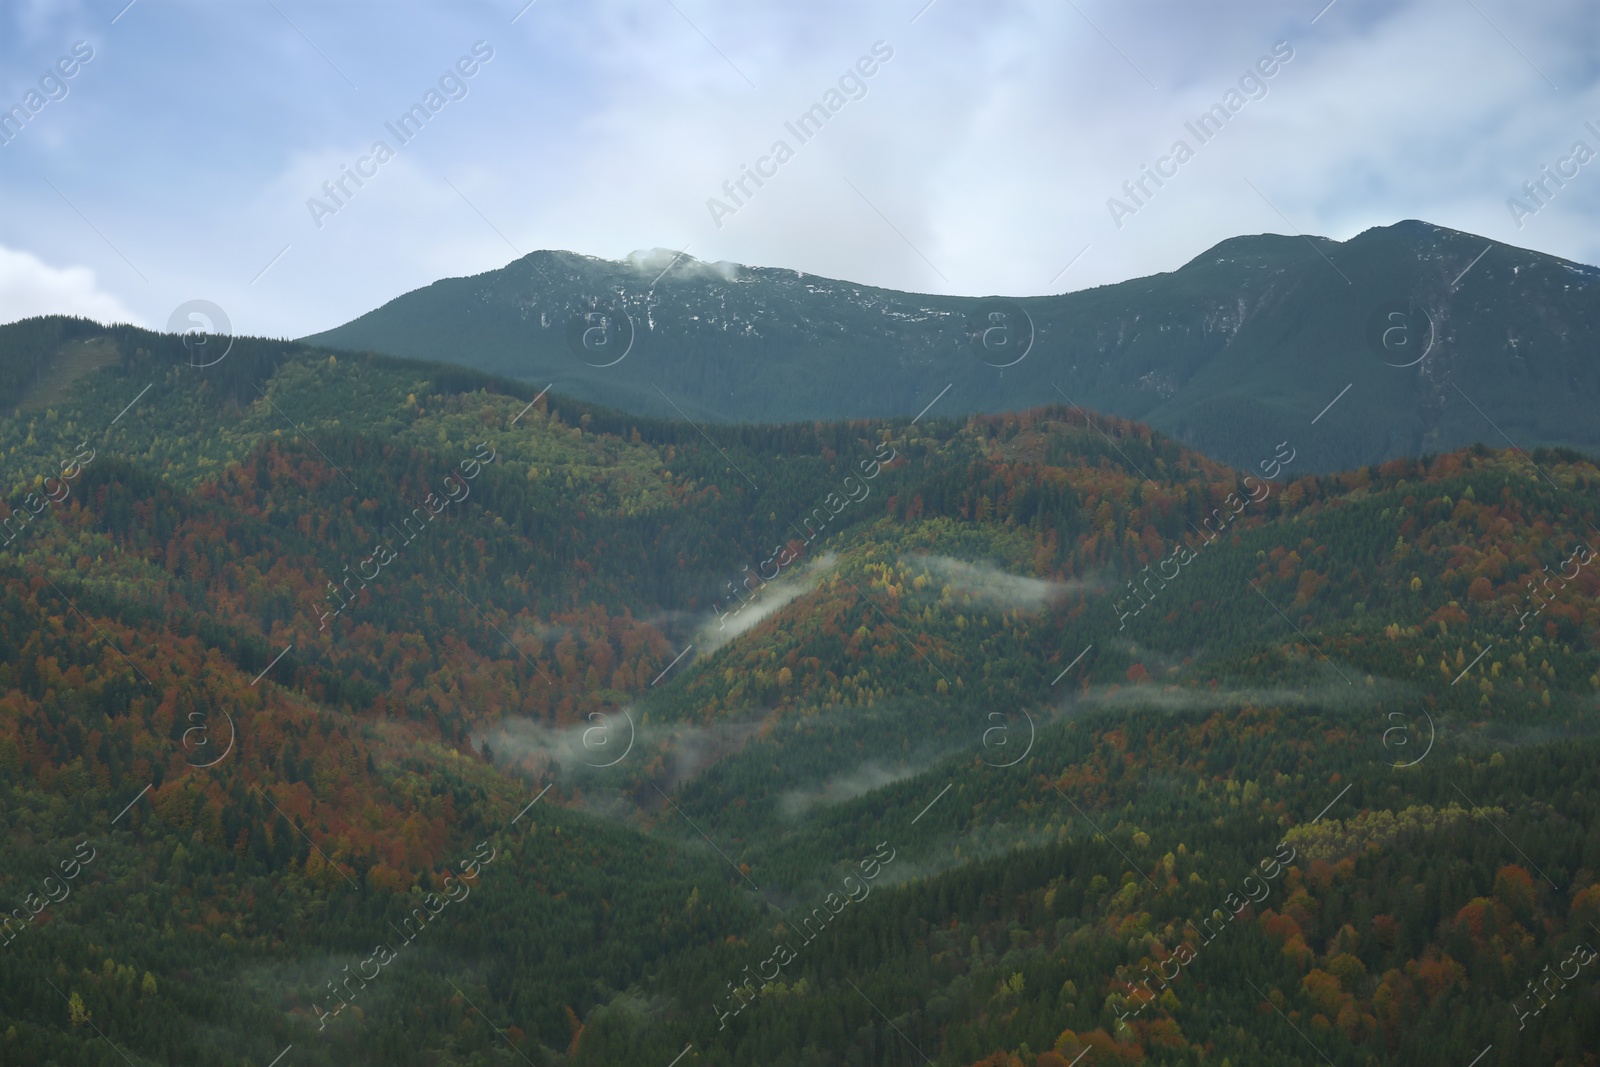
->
301, 219, 1600, 473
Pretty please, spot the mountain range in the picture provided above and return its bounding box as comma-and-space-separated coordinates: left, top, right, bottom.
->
303, 219, 1600, 473
0, 222, 1598, 1064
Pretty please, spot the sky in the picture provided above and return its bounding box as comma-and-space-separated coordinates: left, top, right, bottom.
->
1, 0, 1597, 339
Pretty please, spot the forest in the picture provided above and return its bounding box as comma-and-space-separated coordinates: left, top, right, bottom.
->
0, 315, 1596, 1065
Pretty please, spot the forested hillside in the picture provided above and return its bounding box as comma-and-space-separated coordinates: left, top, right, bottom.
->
0, 317, 1596, 1065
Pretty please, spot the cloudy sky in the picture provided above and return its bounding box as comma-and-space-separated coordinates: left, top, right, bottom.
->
1, 0, 1596, 338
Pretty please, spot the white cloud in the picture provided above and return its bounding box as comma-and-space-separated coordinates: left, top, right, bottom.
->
698, 551, 837, 653
779, 759, 926, 819
3, 0, 1599, 336
0, 244, 141, 326
904, 553, 1086, 612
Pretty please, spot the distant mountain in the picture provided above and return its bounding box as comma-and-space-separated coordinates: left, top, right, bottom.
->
301, 221, 1600, 472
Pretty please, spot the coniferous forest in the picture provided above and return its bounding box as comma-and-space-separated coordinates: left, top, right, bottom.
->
0, 315, 1596, 1066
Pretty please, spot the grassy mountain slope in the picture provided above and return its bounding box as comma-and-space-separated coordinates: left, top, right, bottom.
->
0, 321, 1596, 1065
301, 220, 1600, 473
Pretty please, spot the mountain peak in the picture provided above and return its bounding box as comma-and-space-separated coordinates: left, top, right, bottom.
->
303, 220, 1599, 474
622, 248, 743, 282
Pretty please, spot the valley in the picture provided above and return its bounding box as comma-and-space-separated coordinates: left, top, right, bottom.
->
0, 317, 1596, 1064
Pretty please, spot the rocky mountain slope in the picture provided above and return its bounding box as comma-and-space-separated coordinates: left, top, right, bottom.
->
303, 220, 1600, 472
